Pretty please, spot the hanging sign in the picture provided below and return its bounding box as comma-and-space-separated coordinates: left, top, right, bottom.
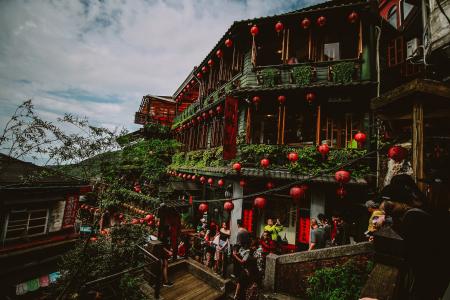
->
48, 200, 66, 232
223, 96, 239, 160
298, 209, 310, 244
62, 195, 79, 228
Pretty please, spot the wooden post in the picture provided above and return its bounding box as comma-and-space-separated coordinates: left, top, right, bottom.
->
358, 19, 363, 57
246, 107, 252, 143
316, 105, 321, 145
277, 106, 282, 144
308, 29, 312, 60
412, 101, 424, 190
281, 106, 286, 144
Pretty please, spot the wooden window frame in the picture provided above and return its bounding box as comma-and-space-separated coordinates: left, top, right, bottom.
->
3, 208, 49, 242
387, 36, 404, 67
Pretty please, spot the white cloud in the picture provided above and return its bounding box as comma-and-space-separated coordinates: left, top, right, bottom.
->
0, 0, 323, 134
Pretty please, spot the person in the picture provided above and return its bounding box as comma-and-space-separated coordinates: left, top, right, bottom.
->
365, 200, 384, 237
259, 231, 276, 256
317, 214, 332, 247
379, 174, 450, 300
233, 220, 250, 279
232, 241, 259, 300
332, 214, 350, 246
214, 222, 230, 275
263, 218, 283, 244
308, 218, 325, 250
160, 226, 174, 287
204, 222, 218, 268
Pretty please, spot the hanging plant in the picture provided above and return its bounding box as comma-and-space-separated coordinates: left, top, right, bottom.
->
260, 68, 279, 87
292, 65, 313, 86
331, 62, 355, 83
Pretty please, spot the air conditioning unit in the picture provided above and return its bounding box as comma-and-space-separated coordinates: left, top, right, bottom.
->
407, 38, 420, 58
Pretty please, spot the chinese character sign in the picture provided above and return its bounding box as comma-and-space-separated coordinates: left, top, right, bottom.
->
298, 209, 310, 244
223, 96, 238, 160
62, 195, 79, 228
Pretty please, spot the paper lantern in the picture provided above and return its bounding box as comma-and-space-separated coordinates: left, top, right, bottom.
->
335, 170, 351, 184
260, 158, 270, 168
225, 38, 233, 48
239, 179, 246, 187
288, 152, 298, 163
218, 179, 224, 187
198, 203, 208, 213
200, 176, 206, 184
266, 181, 275, 190
208, 59, 214, 67
317, 16, 326, 27
290, 186, 306, 201
336, 186, 347, 198
216, 49, 223, 58
254, 196, 266, 209
224, 201, 234, 212
388, 145, 407, 162
216, 105, 223, 114
201, 66, 208, 73
275, 21, 284, 33
278, 95, 286, 104
250, 25, 259, 36
252, 96, 261, 105
354, 131, 367, 145
301, 18, 311, 29
306, 92, 316, 103
207, 178, 214, 186
209, 109, 215, 117
197, 72, 202, 79
318, 143, 330, 158
131, 218, 139, 225
348, 11, 359, 24
232, 162, 242, 172
191, 175, 196, 181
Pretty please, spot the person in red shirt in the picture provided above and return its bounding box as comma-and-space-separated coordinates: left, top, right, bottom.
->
259, 231, 276, 256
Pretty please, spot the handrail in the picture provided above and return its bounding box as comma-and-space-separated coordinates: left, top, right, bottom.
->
254, 58, 362, 71
136, 244, 159, 262
81, 264, 148, 289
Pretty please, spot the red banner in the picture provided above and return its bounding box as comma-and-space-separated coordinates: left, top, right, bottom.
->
243, 209, 253, 232
298, 209, 310, 244
62, 195, 79, 228
223, 96, 238, 160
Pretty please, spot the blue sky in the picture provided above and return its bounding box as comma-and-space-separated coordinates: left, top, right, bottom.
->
0, 0, 324, 133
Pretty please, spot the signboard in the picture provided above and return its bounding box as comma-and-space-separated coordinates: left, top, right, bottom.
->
48, 200, 66, 232
223, 96, 238, 160
80, 225, 92, 234
62, 195, 79, 228
297, 209, 310, 244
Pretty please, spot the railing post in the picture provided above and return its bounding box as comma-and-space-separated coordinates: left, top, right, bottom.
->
154, 258, 162, 299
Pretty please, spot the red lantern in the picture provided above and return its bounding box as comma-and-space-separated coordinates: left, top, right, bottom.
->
147, 220, 154, 227
288, 152, 298, 163
139, 218, 145, 224
216, 105, 223, 114
388, 145, 407, 162
278, 95, 286, 105
336, 186, 347, 199
200, 176, 206, 184
131, 218, 139, 225
209, 109, 215, 117
232, 162, 242, 172
182, 174, 187, 179
224, 201, 234, 212
239, 179, 246, 187
119, 213, 124, 220
202, 112, 208, 120
254, 196, 266, 209
197, 72, 202, 79
191, 175, 196, 181
250, 25, 259, 36
354, 131, 367, 146
290, 186, 305, 201
252, 96, 261, 105
318, 143, 330, 158
187, 174, 192, 180
348, 11, 359, 24
317, 16, 326, 27
191, 79, 195, 85
335, 170, 351, 184
218, 179, 224, 187
208, 59, 214, 67
144, 214, 154, 222
306, 92, 316, 103
198, 203, 208, 213
197, 116, 202, 122
260, 158, 270, 168
275, 21, 284, 33
90, 236, 98, 242
266, 181, 275, 190
225, 38, 233, 48
216, 49, 223, 58
301, 18, 311, 29
207, 178, 214, 186
202, 66, 208, 73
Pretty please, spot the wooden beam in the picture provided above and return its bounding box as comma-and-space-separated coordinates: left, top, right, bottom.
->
412, 101, 424, 190
316, 105, 321, 145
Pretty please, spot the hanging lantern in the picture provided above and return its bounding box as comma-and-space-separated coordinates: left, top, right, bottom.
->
218, 179, 225, 187
191, 79, 195, 85
119, 213, 124, 220
317, 16, 327, 27
250, 25, 259, 36
224, 201, 234, 212
232, 162, 242, 172
216, 49, 223, 58
139, 219, 145, 224
209, 109, 215, 117
288, 152, 298, 163
354, 131, 367, 146
197, 72, 203, 79
216, 105, 223, 114
306, 92, 316, 103
275, 21, 284, 33
187, 174, 192, 180
301, 18, 311, 29
388, 145, 407, 162
260, 158, 270, 168
197, 116, 202, 122
202, 112, 208, 120
225, 38, 233, 48
200, 176, 206, 184
239, 179, 246, 187
198, 203, 209, 213
182, 174, 187, 179
144, 214, 154, 222
252, 95, 261, 105
348, 11, 359, 24
186, 84, 190, 89
254, 196, 266, 209
131, 218, 139, 225
335, 170, 351, 184
290, 186, 306, 201
207, 178, 214, 186
266, 181, 275, 190
278, 95, 286, 105
191, 175, 196, 181
90, 236, 98, 242
201, 66, 208, 73
208, 59, 214, 67
318, 143, 330, 159
336, 186, 347, 199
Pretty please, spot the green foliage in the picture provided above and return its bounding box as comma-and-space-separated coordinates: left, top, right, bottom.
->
169, 146, 225, 169
143, 122, 171, 139
332, 62, 355, 83
50, 225, 150, 299
260, 68, 279, 87
306, 260, 372, 300
292, 65, 313, 86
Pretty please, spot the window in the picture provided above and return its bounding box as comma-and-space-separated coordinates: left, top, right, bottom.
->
320, 112, 364, 149
4, 209, 49, 241
388, 5, 398, 28
324, 42, 340, 61
388, 36, 404, 67
402, 1, 414, 21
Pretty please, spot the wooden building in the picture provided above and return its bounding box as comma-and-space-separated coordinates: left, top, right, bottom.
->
0, 154, 91, 298
168, 0, 384, 250
135, 94, 176, 127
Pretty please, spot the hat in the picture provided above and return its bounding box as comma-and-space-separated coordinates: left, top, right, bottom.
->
365, 200, 379, 209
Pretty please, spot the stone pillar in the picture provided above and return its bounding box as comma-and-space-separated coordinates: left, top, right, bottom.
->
263, 253, 278, 292
230, 181, 243, 244
310, 188, 325, 221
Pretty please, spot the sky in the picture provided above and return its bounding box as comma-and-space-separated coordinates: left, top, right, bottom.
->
0, 0, 324, 134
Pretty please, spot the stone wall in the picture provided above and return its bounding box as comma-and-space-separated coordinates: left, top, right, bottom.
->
264, 242, 373, 297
